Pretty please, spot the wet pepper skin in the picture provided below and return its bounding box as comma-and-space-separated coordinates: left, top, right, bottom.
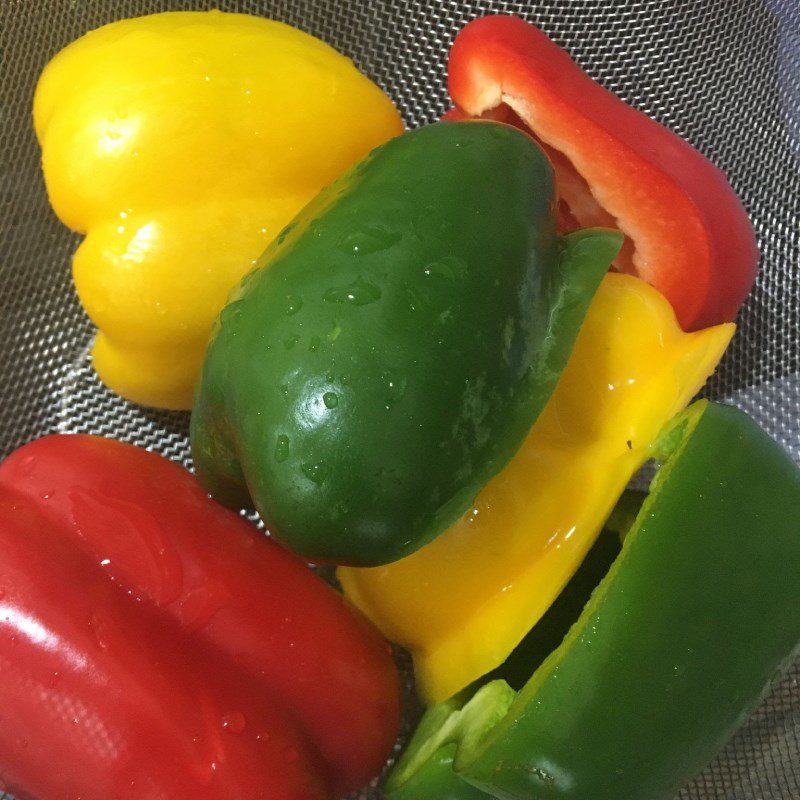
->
33, 11, 402, 409
192, 121, 621, 567
0, 435, 400, 799
388, 402, 800, 800
446, 15, 759, 330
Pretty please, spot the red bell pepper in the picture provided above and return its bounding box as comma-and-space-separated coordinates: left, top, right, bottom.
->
445, 15, 759, 331
0, 434, 400, 799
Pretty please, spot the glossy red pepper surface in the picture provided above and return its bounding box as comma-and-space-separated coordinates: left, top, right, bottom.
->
0, 435, 400, 799
446, 15, 759, 330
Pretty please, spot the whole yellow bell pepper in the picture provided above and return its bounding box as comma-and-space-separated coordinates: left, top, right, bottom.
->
33, 11, 403, 409
338, 273, 734, 704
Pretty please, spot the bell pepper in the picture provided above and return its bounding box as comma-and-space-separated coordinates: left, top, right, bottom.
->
445, 14, 759, 331
387, 400, 800, 800
0, 434, 400, 799
33, 10, 403, 409
339, 272, 733, 702
191, 120, 621, 567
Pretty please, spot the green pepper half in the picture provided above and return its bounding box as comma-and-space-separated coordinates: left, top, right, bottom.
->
388, 400, 800, 800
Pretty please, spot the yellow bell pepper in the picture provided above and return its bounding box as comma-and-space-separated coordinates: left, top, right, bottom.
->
33, 11, 403, 409
338, 273, 734, 704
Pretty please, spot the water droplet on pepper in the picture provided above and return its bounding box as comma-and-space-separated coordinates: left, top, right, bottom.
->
274, 435, 290, 463
221, 711, 246, 734
382, 371, 407, 405
337, 224, 402, 255
301, 462, 328, 485
324, 276, 382, 306
423, 255, 468, 281
285, 295, 303, 316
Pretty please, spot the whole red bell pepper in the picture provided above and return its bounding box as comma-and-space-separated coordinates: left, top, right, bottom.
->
445, 15, 759, 331
0, 435, 400, 799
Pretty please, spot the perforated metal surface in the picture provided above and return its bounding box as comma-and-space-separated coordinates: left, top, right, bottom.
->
1, 1, 798, 798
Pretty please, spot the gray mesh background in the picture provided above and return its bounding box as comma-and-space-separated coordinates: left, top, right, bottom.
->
1, 1, 799, 798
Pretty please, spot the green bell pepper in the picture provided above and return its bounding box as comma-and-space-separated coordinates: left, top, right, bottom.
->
387, 400, 800, 800
191, 121, 620, 566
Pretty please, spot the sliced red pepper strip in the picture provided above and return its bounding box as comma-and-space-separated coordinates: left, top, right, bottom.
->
446, 15, 759, 330
0, 435, 400, 797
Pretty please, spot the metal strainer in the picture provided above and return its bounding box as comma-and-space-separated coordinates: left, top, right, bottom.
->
1, 1, 798, 798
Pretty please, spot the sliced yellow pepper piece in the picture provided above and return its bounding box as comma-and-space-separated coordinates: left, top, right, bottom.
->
338, 272, 734, 704
33, 11, 402, 409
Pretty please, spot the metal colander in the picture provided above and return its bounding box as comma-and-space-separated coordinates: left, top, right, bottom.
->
1, 1, 798, 798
